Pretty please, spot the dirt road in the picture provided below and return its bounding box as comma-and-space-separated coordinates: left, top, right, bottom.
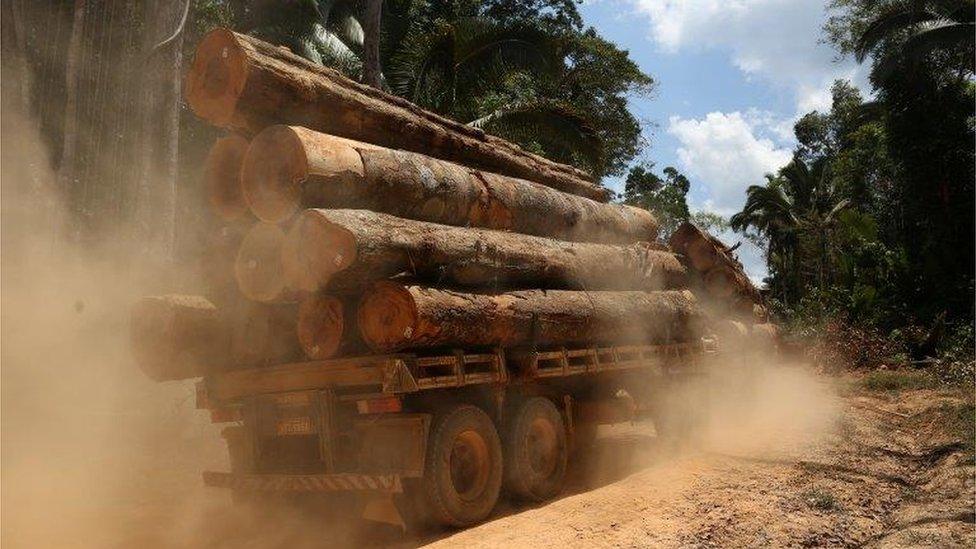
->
2, 368, 972, 548
415, 383, 974, 548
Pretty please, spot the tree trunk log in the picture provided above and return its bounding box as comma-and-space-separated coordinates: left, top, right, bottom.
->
131, 295, 302, 381
185, 29, 609, 202
670, 222, 763, 316
130, 294, 228, 381
234, 222, 301, 303
241, 126, 655, 242
201, 220, 249, 306
204, 134, 250, 220
295, 293, 366, 359
227, 300, 302, 367
357, 283, 703, 353
284, 209, 685, 294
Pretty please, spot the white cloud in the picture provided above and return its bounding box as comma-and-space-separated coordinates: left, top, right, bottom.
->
668, 111, 791, 215
629, 0, 867, 115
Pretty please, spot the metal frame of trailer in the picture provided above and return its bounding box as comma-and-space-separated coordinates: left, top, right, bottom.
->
197, 340, 714, 517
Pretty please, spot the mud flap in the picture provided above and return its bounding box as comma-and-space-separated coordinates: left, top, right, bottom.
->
361, 493, 405, 530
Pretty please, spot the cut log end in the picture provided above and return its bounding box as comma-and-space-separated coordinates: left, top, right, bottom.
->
241, 126, 364, 223
357, 281, 418, 353
240, 126, 310, 223
235, 223, 288, 302
204, 134, 250, 220
282, 210, 358, 292
297, 294, 345, 359
185, 29, 247, 126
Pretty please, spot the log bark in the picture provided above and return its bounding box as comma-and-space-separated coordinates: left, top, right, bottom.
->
357, 283, 703, 353
185, 29, 609, 202
130, 294, 228, 381
283, 209, 685, 294
241, 126, 656, 242
204, 134, 249, 220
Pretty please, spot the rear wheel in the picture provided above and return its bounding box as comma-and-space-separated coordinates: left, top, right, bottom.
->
504, 397, 568, 501
422, 404, 503, 527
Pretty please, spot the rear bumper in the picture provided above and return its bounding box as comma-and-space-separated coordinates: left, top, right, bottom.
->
202, 471, 403, 493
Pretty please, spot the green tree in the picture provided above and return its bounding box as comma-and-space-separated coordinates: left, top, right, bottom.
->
622, 163, 691, 239
827, 0, 975, 321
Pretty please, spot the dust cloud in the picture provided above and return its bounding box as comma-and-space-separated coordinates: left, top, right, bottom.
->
1, 108, 838, 549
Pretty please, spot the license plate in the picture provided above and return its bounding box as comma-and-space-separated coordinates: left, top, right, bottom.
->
276, 416, 315, 436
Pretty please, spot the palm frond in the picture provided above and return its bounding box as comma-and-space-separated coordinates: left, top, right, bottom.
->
901, 21, 975, 66
855, 2, 941, 62
471, 101, 602, 168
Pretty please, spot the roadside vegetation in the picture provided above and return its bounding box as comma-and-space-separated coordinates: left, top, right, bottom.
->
729, 0, 975, 380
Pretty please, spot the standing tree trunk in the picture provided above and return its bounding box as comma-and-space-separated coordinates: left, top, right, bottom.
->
137, 0, 183, 262
362, 0, 382, 88
59, 0, 86, 230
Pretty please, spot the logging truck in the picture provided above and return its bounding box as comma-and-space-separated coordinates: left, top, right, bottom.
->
195, 339, 714, 528
129, 27, 774, 530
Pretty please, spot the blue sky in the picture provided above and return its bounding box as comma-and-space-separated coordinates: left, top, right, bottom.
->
579, 0, 870, 282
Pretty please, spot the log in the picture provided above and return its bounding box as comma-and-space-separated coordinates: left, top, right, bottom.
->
357, 283, 703, 353
228, 300, 302, 367
283, 209, 685, 294
669, 222, 762, 307
130, 295, 228, 381
241, 126, 656, 242
234, 222, 300, 303
204, 134, 249, 220
295, 293, 367, 359
201, 221, 249, 306
185, 29, 609, 202
131, 295, 303, 381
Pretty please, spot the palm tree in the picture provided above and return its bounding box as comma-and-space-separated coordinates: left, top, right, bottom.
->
244, 0, 363, 72
732, 157, 851, 302
386, 14, 602, 171
855, 0, 975, 79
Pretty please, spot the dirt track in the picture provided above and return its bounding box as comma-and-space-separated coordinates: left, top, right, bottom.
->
2, 367, 973, 548
415, 385, 974, 548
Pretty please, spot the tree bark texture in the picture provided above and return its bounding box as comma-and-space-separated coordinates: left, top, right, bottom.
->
362, 0, 382, 88
283, 209, 685, 294
357, 283, 703, 353
241, 126, 655, 242
185, 29, 609, 201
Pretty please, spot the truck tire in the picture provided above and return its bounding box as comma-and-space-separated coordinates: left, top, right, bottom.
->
504, 397, 568, 502
422, 404, 503, 527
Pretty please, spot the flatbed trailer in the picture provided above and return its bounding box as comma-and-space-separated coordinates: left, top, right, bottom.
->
197, 340, 714, 527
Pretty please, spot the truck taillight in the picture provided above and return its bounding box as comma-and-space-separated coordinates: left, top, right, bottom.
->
356, 396, 402, 414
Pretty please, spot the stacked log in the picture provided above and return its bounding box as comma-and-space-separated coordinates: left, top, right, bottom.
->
132, 30, 720, 382
281, 209, 685, 295
184, 29, 609, 202
357, 284, 701, 353
669, 222, 779, 343
239, 126, 655, 241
